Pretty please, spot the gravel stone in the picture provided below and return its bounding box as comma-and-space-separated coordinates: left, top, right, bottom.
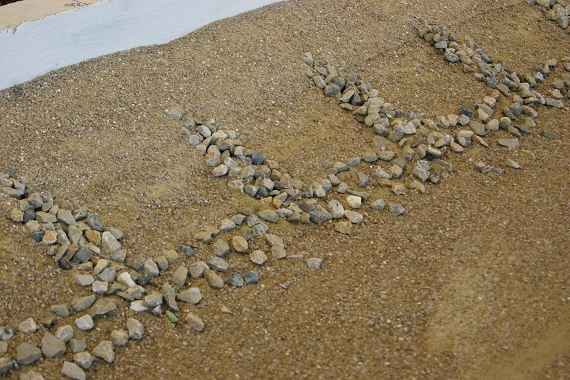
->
69, 339, 86, 354
346, 195, 362, 209
306, 258, 323, 270
62, 361, 86, 380
75, 315, 94, 331
231, 236, 249, 253
18, 318, 38, 334
189, 261, 208, 278
73, 352, 94, 370
172, 266, 188, 288
250, 250, 268, 265
41, 333, 66, 358
213, 239, 230, 257
55, 325, 74, 343
16, 343, 42, 365
177, 288, 202, 305
71, 295, 96, 312
207, 256, 229, 272
93, 341, 114, 363
126, 318, 144, 340
111, 330, 129, 347
205, 270, 224, 289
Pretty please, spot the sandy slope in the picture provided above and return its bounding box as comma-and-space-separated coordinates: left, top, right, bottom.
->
0, 0, 569, 379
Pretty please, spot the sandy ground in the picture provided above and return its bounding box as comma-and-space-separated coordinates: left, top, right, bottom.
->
0, 0, 97, 29
0, 0, 569, 379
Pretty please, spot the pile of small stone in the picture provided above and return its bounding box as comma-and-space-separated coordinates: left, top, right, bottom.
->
530, 0, 570, 30
173, 110, 409, 238
1, 173, 127, 270
0, 315, 144, 379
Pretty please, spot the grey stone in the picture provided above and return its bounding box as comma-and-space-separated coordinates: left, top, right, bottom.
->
75, 315, 94, 331
55, 325, 74, 343
231, 236, 249, 253
257, 209, 280, 223
143, 293, 163, 308
189, 261, 208, 279
144, 259, 160, 277
328, 199, 345, 219
117, 272, 136, 288
41, 333, 66, 358
162, 283, 179, 311
92, 299, 117, 317
212, 164, 229, 177
0, 327, 14, 341
92, 280, 108, 295
97, 266, 116, 282
172, 266, 188, 288
250, 250, 268, 266
16, 343, 42, 365
371, 199, 386, 210
345, 210, 364, 224
228, 273, 245, 288
126, 318, 144, 340
62, 361, 86, 380
18, 318, 38, 334
244, 271, 260, 285
93, 341, 114, 363
306, 258, 323, 270
497, 138, 520, 149
57, 209, 76, 225
389, 203, 407, 216
309, 205, 332, 225
207, 256, 229, 272
346, 195, 362, 209
110, 330, 129, 347
177, 288, 202, 305
205, 270, 224, 289
50, 304, 70, 318
213, 239, 230, 257
68, 339, 86, 354
73, 352, 94, 370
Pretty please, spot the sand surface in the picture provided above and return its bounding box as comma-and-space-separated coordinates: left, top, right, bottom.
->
0, 0, 98, 29
0, 0, 569, 379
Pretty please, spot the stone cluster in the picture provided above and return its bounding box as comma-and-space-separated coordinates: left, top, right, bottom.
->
530, 0, 570, 30
1, 173, 127, 270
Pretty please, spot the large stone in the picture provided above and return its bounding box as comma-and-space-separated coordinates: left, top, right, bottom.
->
41, 333, 66, 358
207, 256, 229, 272
231, 236, 249, 253
172, 266, 188, 288
177, 288, 202, 305
75, 315, 94, 331
205, 270, 224, 289
16, 343, 42, 365
73, 352, 94, 369
62, 361, 86, 380
18, 318, 38, 334
93, 341, 114, 364
72, 295, 96, 313
55, 325, 74, 343
101, 232, 122, 257
126, 318, 144, 340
